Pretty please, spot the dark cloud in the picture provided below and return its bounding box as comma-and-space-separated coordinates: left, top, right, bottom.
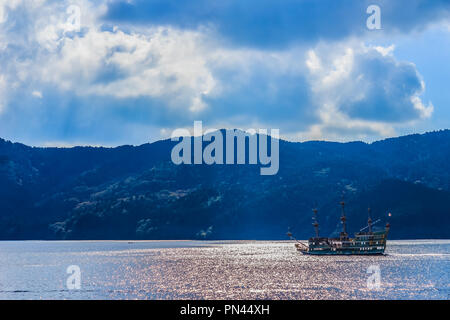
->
343, 52, 427, 122
104, 0, 450, 48
202, 66, 316, 132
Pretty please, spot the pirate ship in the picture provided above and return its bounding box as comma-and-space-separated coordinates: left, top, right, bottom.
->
288, 201, 390, 255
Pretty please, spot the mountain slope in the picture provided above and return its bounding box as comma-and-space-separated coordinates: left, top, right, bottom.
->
0, 130, 449, 240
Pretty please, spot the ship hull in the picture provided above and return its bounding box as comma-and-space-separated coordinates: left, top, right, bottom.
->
299, 249, 385, 255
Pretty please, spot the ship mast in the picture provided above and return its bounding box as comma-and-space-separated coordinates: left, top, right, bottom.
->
367, 207, 373, 233
385, 212, 391, 235
312, 208, 319, 238
340, 199, 348, 239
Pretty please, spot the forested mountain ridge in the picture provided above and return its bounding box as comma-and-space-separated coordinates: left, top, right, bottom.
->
0, 130, 449, 240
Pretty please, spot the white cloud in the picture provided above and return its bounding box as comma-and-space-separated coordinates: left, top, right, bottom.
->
0, 0, 218, 113
40, 26, 217, 112
374, 44, 395, 56
32, 90, 43, 98
411, 95, 434, 119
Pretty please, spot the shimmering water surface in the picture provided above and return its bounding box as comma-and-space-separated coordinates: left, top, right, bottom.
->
0, 240, 449, 299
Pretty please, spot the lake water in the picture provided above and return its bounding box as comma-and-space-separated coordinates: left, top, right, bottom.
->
0, 240, 448, 299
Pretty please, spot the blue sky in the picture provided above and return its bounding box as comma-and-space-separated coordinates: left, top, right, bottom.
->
0, 0, 449, 146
